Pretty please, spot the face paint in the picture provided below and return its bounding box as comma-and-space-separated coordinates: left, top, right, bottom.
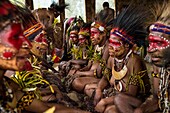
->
0, 23, 31, 50
90, 28, 101, 45
0, 23, 31, 71
148, 31, 170, 67
148, 33, 170, 52
0, 45, 31, 71
0, 23, 31, 60
108, 35, 125, 58
70, 34, 78, 44
91, 30, 100, 37
109, 38, 122, 48
78, 35, 86, 46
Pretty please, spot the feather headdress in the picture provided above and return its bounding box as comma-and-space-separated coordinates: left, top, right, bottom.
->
110, 3, 151, 47
149, 0, 170, 36
91, 8, 114, 34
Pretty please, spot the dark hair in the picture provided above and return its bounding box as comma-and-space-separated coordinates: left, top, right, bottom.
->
70, 25, 80, 32
103, 2, 109, 8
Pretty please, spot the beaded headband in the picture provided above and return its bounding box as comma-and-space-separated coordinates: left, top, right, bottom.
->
150, 23, 170, 35
91, 21, 106, 32
110, 28, 134, 45
23, 23, 43, 41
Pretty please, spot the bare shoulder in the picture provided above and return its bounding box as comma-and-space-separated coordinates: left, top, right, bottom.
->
107, 56, 114, 69
128, 53, 147, 71
129, 53, 144, 64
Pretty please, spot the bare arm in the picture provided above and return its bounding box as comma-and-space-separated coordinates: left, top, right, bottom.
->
134, 95, 159, 113
97, 56, 113, 91
25, 98, 51, 112
134, 77, 159, 113
69, 59, 88, 65
94, 57, 112, 105
127, 54, 149, 96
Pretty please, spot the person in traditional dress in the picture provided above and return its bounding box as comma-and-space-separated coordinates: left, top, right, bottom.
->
94, 4, 151, 113
134, 1, 170, 113
66, 23, 91, 70
0, 1, 90, 113
0, 0, 33, 112
64, 10, 114, 99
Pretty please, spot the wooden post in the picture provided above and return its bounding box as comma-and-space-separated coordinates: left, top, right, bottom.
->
85, 0, 95, 23
59, 0, 65, 23
58, 0, 65, 48
115, 0, 118, 16
25, 0, 34, 10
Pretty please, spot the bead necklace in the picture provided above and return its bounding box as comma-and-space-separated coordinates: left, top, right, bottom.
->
158, 68, 169, 113
114, 50, 132, 71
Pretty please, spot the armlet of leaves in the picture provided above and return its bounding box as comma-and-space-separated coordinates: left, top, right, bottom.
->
126, 70, 147, 93
92, 51, 102, 62
11, 69, 54, 99
28, 55, 41, 68
103, 68, 112, 81
86, 44, 95, 60
69, 46, 82, 59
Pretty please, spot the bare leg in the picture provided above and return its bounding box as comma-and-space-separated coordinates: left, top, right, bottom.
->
72, 77, 99, 92
104, 105, 118, 113
84, 83, 98, 97
114, 93, 142, 113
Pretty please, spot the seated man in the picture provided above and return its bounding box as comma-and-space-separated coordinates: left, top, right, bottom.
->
66, 23, 92, 70
134, 1, 170, 113
63, 11, 115, 100
94, 4, 151, 113
65, 12, 114, 97
0, 1, 90, 113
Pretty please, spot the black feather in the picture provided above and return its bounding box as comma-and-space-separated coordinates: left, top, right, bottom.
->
112, 3, 151, 46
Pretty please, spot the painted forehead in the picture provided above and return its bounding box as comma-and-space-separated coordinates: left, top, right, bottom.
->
0, 23, 25, 49
91, 22, 106, 32
91, 27, 100, 31
110, 28, 134, 45
110, 34, 122, 40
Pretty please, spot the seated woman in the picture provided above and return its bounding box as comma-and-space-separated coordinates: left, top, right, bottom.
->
0, 1, 90, 113
94, 4, 151, 113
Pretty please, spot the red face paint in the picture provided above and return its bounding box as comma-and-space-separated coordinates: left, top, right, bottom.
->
70, 34, 78, 44
78, 35, 86, 45
148, 33, 170, 52
90, 29, 100, 37
0, 23, 31, 50
70, 34, 77, 39
109, 38, 122, 48
90, 28, 101, 45
79, 38, 86, 43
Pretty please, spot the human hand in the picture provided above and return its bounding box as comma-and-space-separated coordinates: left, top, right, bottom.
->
94, 88, 103, 106
95, 98, 106, 113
